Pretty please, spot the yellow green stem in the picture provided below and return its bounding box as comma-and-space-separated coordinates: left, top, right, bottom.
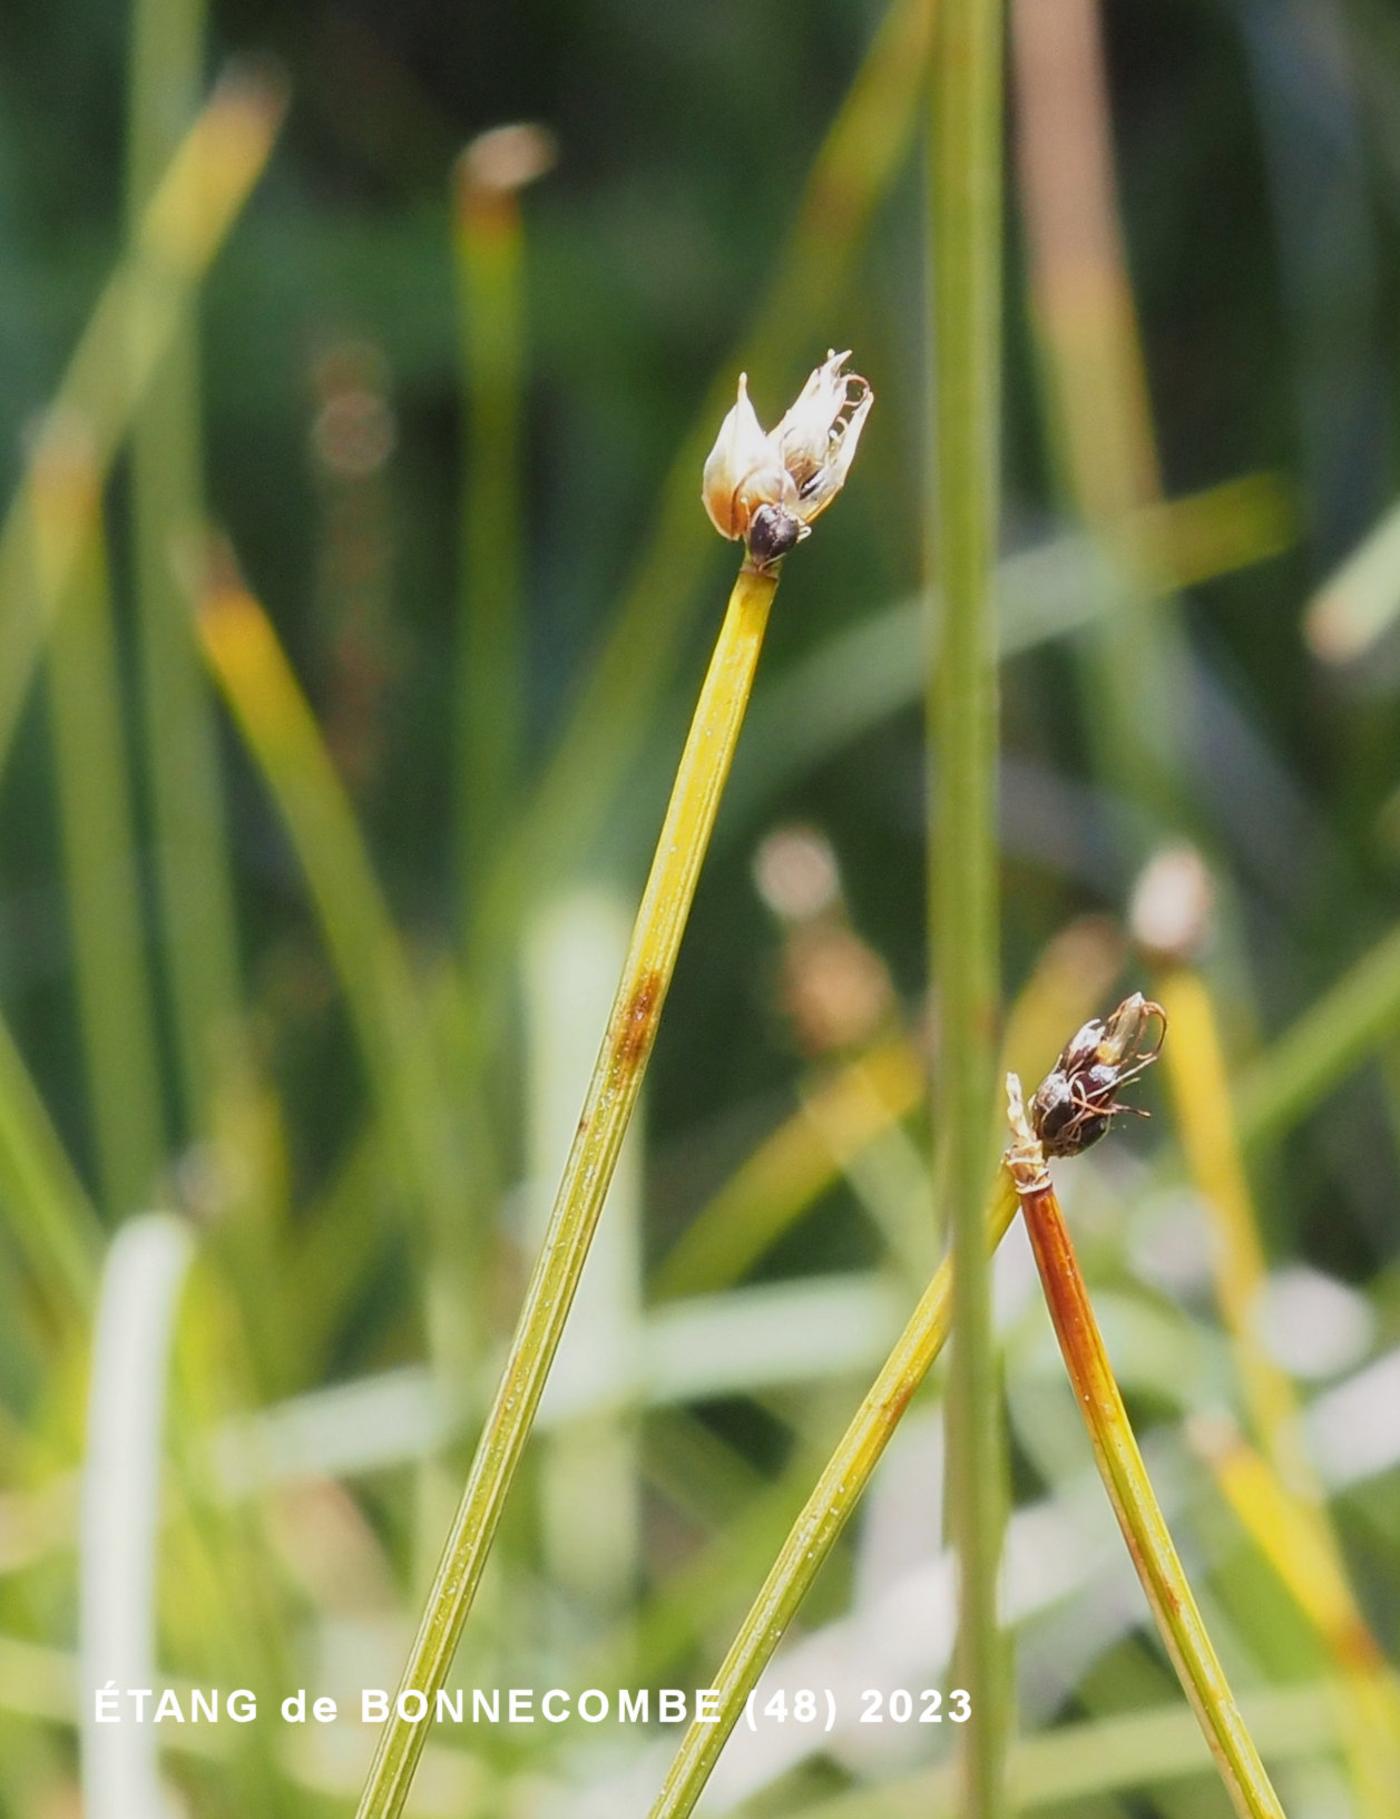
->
126, 0, 246, 1144
0, 68, 285, 786
354, 561, 779, 1819
452, 142, 533, 922
930, 0, 1008, 1802
1159, 966, 1400, 1810
1157, 969, 1299, 1465
1194, 1419, 1400, 1815
1016, 1174, 1285, 1819
41, 455, 166, 1215
648, 1171, 1020, 1819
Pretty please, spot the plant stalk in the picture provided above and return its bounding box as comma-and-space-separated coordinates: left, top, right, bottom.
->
1014, 1172, 1286, 1819
39, 447, 166, 1216
929, 0, 1008, 1803
453, 137, 538, 925
648, 1171, 1020, 1819
126, 0, 244, 1140
354, 561, 779, 1819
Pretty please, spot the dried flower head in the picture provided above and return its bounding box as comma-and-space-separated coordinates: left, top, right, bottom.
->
702, 350, 873, 570
1028, 992, 1167, 1158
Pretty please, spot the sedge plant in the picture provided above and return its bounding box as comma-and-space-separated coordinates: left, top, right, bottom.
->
352, 351, 873, 1819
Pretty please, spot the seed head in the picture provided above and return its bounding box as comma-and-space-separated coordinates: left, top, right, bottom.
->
702, 350, 873, 570
1028, 992, 1167, 1158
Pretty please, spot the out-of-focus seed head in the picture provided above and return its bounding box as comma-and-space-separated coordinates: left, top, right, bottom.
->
1129, 844, 1215, 963
753, 824, 842, 924
701, 351, 873, 570
456, 122, 557, 204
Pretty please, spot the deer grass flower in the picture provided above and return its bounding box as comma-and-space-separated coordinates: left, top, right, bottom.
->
702, 349, 872, 569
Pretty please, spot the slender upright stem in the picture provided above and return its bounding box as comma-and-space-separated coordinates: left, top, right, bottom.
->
929, 0, 1007, 1803
197, 567, 471, 1392
354, 563, 779, 1819
127, 0, 244, 1138
1160, 964, 1400, 1808
1011, 0, 1192, 824
39, 452, 166, 1215
453, 135, 543, 925
1157, 970, 1298, 1467
1195, 1419, 1400, 1816
0, 1010, 99, 1322
0, 68, 285, 787
1015, 1174, 1286, 1819
649, 1172, 1020, 1819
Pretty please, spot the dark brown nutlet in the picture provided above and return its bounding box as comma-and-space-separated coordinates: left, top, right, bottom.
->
745, 504, 803, 570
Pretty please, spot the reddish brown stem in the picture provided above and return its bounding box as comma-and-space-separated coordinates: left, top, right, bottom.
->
1018, 1178, 1285, 1819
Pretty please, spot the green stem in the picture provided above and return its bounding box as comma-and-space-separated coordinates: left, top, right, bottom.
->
0, 1011, 100, 1320
0, 69, 286, 790
929, 0, 1007, 1805
42, 470, 166, 1214
453, 148, 529, 926
1235, 921, 1400, 1151
126, 0, 245, 1140
196, 570, 467, 1383
354, 562, 779, 1819
648, 1173, 1020, 1818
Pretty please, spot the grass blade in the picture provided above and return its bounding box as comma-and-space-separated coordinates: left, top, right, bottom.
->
647, 1172, 1020, 1819
1192, 1417, 1400, 1813
0, 1013, 100, 1320
40, 446, 166, 1215
1304, 496, 1400, 663
125, 0, 246, 1140
1011, 0, 1195, 821
79, 1213, 194, 1818
193, 556, 466, 1353
1234, 921, 1400, 1149
523, 887, 644, 1624
453, 126, 553, 924
0, 66, 286, 784
793, 1681, 1340, 1818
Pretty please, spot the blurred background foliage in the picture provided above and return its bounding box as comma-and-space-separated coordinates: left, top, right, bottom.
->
2, 0, 1400, 1814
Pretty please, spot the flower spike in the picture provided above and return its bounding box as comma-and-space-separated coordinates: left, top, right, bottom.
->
702, 351, 873, 569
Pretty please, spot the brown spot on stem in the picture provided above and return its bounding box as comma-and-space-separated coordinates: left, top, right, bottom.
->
614, 970, 663, 1072
878, 1374, 917, 1430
